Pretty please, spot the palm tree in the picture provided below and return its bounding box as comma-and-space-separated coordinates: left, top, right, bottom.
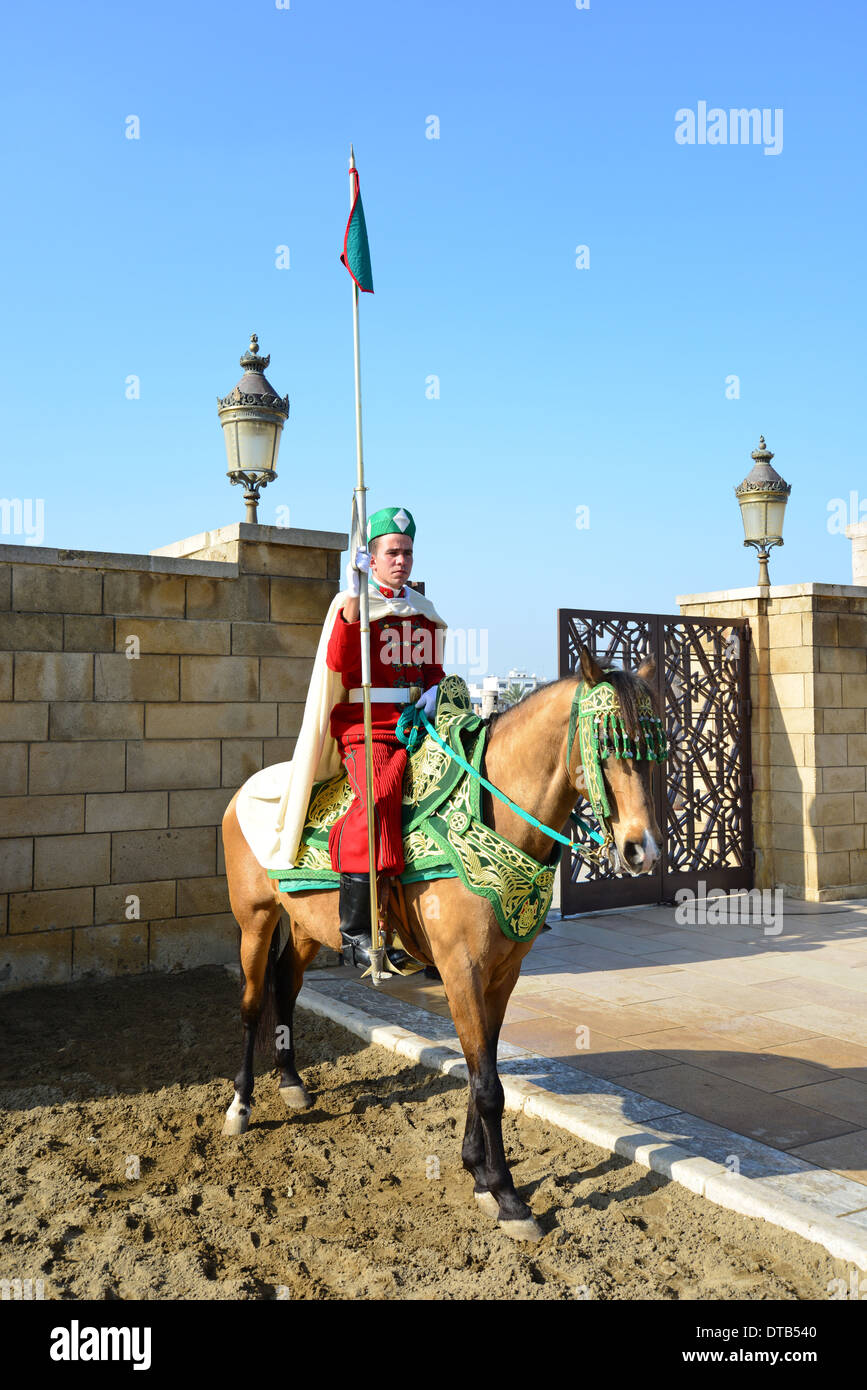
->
502, 682, 527, 708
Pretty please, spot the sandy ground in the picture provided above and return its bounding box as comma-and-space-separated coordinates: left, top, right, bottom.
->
0, 966, 849, 1301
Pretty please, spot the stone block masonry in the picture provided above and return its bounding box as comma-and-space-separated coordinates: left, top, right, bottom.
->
0, 523, 347, 991
678, 583, 867, 901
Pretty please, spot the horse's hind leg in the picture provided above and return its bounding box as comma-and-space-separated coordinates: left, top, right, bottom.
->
275, 924, 321, 1112
222, 900, 281, 1137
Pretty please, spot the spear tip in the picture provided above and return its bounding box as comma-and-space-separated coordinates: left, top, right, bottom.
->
349, 143, 356, 167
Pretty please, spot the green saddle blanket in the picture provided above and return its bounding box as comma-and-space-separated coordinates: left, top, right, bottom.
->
266, 675, 558, 942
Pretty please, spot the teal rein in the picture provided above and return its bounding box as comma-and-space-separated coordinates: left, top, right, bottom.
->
396, 705, 606, 850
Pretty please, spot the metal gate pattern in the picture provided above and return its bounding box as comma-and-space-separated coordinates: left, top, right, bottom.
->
557, 608, 753, 914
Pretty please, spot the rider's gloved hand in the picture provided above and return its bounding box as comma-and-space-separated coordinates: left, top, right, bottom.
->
344, 547, 371, 596
415, 683, 438, 717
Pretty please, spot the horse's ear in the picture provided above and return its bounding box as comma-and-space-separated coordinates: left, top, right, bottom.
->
636, 652, 656, 683
579, 646, 606, 687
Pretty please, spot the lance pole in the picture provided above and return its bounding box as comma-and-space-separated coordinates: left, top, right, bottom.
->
348, 145, 387, 985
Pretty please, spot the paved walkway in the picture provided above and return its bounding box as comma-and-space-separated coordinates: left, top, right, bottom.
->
305, 893, 867, 1260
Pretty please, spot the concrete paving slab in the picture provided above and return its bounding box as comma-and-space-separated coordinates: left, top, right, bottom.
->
788, 1131, 867, 1185
617, 1028, 832, 1091
763, 1004, 867, 1049
779, 1078, 867, 1127
761, 975, 867, 1014
500, 1014, 679, 1080
765, 1035, 867, 1071
631, 969, 806, 1014
616, 1062, 859, 1150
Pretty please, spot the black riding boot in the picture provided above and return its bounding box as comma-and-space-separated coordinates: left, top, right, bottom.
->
338, 872, 412, 972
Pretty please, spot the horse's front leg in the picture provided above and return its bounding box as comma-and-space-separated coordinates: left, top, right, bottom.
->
461, 1086, 488, 1210
470, 1037, 542, 1241
447, 955, 543, 1242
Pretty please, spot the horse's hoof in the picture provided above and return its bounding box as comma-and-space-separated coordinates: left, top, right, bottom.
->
222, 1094, 251, 1136
498, 1216, 544, 1243
279, 1084, 313, 1111
474, 1191, 500, 1219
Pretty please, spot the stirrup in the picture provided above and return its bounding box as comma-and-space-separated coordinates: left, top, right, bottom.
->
338, 873, 413, 973
339, 929, 413, 973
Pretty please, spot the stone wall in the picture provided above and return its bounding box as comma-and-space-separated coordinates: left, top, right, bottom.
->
678, 582, 867, 901
0, 522, 346, 992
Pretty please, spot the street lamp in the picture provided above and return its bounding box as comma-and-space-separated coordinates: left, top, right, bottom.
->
734, 436, 791, 586
218, 334, 289, 523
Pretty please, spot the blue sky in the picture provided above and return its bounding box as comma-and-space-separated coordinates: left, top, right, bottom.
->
2, 0, 864, 681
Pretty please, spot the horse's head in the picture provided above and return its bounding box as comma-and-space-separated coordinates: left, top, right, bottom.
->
569, 647, 664, 875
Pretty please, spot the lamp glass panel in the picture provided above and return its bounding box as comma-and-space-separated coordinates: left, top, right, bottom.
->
236, 418, 278, 475
222, 420, 241, 473
764, 496, 788, 542
739, 496, 767, 542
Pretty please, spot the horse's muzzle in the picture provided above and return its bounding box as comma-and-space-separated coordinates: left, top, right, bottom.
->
620, 830, 660, 874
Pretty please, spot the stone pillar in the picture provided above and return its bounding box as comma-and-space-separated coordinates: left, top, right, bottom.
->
678, 583, 867, 901
847, 520, 867, 586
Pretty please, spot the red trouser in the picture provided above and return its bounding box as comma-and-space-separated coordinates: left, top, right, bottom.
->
327, 728, 408, 874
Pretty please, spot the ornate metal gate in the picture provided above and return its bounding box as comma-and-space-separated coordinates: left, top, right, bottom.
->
558, 608, 753, 914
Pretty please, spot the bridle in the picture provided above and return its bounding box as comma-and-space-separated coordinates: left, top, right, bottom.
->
564, 675, 668, 865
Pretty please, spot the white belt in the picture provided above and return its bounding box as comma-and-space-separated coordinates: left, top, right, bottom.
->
347, 687, 417, 704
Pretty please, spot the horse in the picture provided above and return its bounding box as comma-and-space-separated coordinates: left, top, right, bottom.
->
219, 646, 663, 1242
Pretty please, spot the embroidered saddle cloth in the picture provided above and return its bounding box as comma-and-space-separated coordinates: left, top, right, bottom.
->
266, 675, 557, 942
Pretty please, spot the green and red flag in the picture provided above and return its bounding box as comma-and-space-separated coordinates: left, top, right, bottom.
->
341, 165, 374, 293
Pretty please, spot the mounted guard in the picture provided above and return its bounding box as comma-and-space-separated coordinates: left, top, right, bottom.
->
219, 148, 667, 1239
326, 506, 447, 970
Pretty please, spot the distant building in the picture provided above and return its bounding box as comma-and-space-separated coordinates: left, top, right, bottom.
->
468, 669, 545, 716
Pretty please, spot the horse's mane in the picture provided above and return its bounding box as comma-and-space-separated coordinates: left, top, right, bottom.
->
484, 667, 655, 740
483, 677, 569, 734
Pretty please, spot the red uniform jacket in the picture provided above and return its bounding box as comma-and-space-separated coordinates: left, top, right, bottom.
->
326, 590, 445, 748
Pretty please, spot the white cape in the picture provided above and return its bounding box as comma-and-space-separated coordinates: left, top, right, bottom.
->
235, 583, 447, 872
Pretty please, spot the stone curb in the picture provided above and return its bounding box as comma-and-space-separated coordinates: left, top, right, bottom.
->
298, 983, 867, 1271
